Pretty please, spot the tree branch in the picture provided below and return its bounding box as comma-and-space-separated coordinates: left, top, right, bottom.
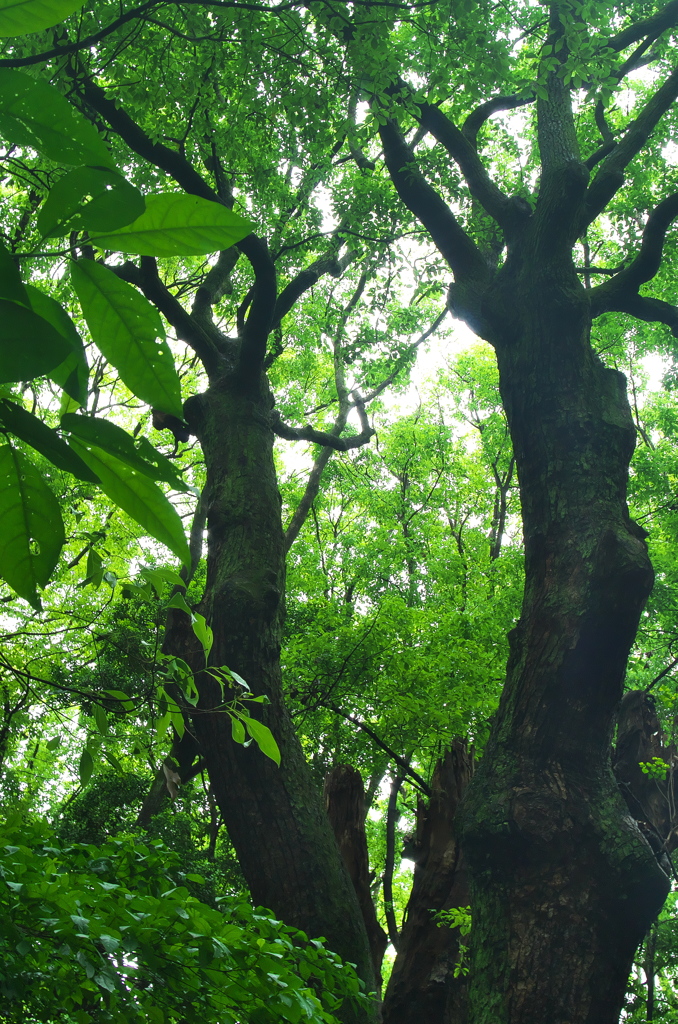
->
415, 103, 526, 235
273, 249, 355, 327
593, 292, 678, 337
272, 391, 374, 450
378, 118, 489, 284
73, 70, 276, 381
582, 65, 678, 228
112, 258, 225, 378
325, 703, 431, 796
462, 92, 535, 149
590, 191, 678, 325
604, 0, 678, 55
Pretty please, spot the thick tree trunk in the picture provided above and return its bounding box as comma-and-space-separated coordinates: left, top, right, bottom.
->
382, 741, 473, 1024
166, 376, 377, 1022
324, 765, 388, 985
459, 250, 671, 1024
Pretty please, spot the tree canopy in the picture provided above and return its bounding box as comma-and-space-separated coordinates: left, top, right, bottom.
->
2, 1, 678, 1023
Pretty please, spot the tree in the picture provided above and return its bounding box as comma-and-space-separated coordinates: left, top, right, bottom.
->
2, 1, 678, 1023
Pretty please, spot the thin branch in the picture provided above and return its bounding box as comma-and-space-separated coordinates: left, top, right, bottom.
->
111, 258, 224, 377
462, 92, 535, 149
273, 249, 355, 327
383, 772, 405, 950
582, 65, 678, 228
73, 70, 276, 379
647, 655, 678, 693
378, 118, 488, 284
362, 308, 448, 404
325, 703, 431, 796
272, 391, 374, 450
590, 191, 678, 323
415, 103, 524, 234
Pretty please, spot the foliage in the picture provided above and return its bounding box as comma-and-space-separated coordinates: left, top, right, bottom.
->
0, 817, 369, 1024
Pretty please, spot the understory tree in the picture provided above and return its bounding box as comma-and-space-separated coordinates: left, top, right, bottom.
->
2, 1, 678, 1023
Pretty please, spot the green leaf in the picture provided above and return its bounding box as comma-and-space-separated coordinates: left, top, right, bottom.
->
0, 400, 100, 482
67, 439, 190, 567
93, 704, 108, 736
166, 591, 192, 616
0, 69, 113, 166
231, 716, 246, 744
84, 547, 103, 588
0, 238, 29, 306
38, 166, 145, 238
25, 285, 89, 405
61, 414, 185, 484
192, 612, 213, 659
0, 443, 65, 607
89, 192, 254, 256
103, 689, 135, 711
70, 260, 182, 418
134, 436, 191, 491
244, 716, 281, 766
46, 734, 60, 751
78, 747, 94, 786
0, 0, 86, 37
0, 299, 73, 384
141, 565, 185, 589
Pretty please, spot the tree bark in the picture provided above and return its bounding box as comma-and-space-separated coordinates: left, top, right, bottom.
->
164, 375, 377, 1023
324, 765, 388, 985
382, 741, 473, 1024
459, 241, 671, 1023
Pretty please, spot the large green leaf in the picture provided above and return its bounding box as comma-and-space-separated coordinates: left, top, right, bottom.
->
0, 400, 99, 482
25, 285, 88, 404
38, 167, 145, 238
61, 414, 190, 491
70, 260, 182, 417
0, 239, 29, 307
0, 0, 85, 36
68, 439, 190, 567
0, 443, 65, 608
89, 193, 253, 256
0, 299, 73, 383
0, 69, 113, 167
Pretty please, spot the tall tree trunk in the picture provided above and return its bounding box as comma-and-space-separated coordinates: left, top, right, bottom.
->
165, 375, 377, 1023
459, 246, 671, 1023
382, 741, 473, 1024
324, 765, 388, 985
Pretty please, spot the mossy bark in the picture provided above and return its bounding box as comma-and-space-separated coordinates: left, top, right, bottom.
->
459, 244, 670, 1024
170, 373, 377, 1023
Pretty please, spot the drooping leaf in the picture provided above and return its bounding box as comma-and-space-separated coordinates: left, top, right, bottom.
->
0, 238, 29, 306
141, 565, 186, 589
192, 613, 213, 659
25, 285, 89, 405
38, 166, 145, 238
0, 443, 65, 607
0, 299, 73, 383
93, 704, 108, 736
0, 69, 113, 166
89, 192, 254, 256
0, 399, 100, 482
67, 439, 190, 567
61, 414, 187, 487
243, 716, 281, 766
70, 260, 182, 417
134, 436, 191, 491
166, 591, 192, 616
231, 716, 246, 744
0, 0, 86, 37
84, 547, 103, 588
78, 747, 94, 786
